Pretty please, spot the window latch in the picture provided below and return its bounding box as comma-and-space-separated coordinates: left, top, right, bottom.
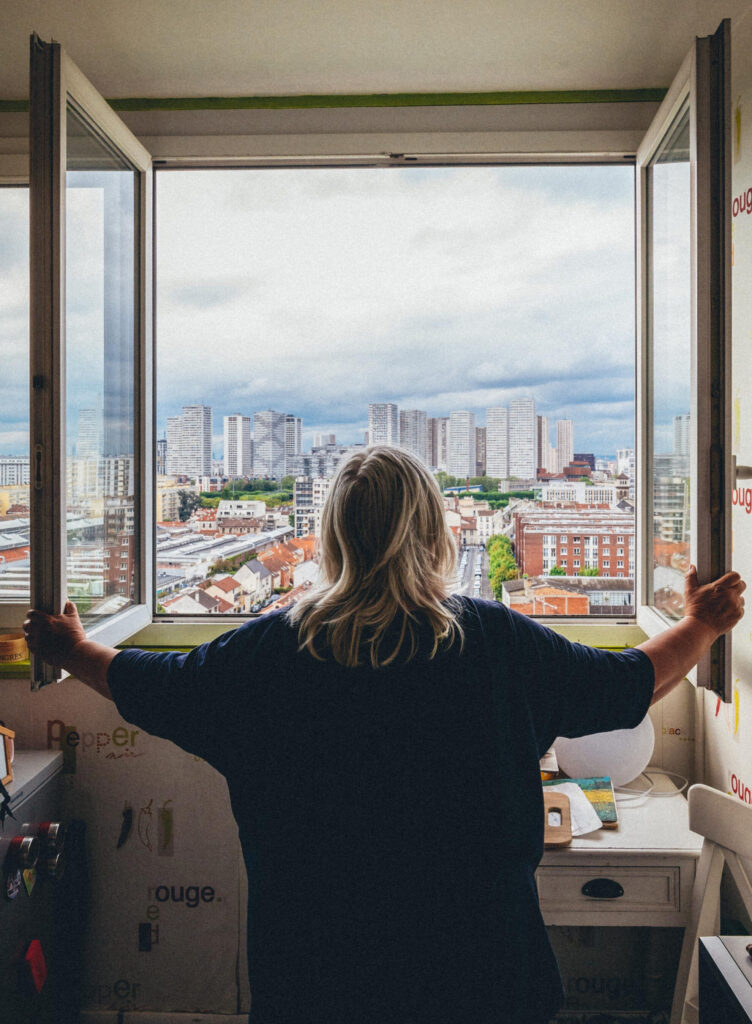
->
734, 457, 752, 480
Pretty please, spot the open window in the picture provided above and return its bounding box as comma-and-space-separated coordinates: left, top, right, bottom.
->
636, 20, 732, 697
24, 23, 734, 692
29, 36, 153, 688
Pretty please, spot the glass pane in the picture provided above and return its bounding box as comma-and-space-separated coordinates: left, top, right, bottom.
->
66, 104, 138, 623
0, 188, 30, 604
649, 106, 691, 620
156, 166, 635, 618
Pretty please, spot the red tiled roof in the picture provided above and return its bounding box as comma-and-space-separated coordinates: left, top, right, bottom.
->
259, 554, 290, 573
212, 576, 239, 593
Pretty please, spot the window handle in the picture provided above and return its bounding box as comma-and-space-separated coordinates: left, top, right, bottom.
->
734, 457, 752, 480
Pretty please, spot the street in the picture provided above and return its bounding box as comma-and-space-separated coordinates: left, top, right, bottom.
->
454, 544, 494, 602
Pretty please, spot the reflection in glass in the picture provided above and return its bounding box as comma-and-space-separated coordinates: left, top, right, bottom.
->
66, 105, 138, 622
649, 106, 691, 620
0, 189, 31, 602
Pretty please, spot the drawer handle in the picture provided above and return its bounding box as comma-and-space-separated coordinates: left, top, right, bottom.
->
581, 877, 624, 900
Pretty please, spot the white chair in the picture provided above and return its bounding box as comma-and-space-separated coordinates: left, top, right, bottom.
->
670, 783, 752, 1024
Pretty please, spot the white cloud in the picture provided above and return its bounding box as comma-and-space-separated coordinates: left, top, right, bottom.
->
155, 165, 637, 451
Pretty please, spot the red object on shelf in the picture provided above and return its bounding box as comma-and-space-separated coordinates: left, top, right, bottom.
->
22, 939, 47, 993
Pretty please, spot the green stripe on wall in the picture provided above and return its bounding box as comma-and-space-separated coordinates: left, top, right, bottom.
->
0, 88, 666, 115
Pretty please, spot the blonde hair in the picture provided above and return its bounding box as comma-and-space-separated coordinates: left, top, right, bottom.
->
288, 445, 463, 668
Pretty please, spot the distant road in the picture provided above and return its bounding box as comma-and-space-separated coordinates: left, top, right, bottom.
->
454, 544, 495, 603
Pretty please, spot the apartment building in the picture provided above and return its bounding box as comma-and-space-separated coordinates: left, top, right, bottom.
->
368, 403, 399, 445
475, 426, 486, 476
508, 397, 536, 478
285, 415, 303, 463
0, 456, 29, 486
399, 408, 428, 463
485, 407, 508, 478
166, 404, 212, 478
447, 410, 476, 477
514, 506, 635, 578
224, 414, 253, 478
427, 416, 449, 471
294, 475, 331, 536
555, 419, 574, 475
537, 481, 618, 506
254, 409, 287, 479
216, 499, 267, 519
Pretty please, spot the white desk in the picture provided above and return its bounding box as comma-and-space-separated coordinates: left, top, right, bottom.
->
538, 775, 704, 928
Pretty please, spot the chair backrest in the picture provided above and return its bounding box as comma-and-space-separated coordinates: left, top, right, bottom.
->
689, 784, 752, 862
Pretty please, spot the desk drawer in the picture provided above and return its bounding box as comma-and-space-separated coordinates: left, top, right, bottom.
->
537, 865, 680, 915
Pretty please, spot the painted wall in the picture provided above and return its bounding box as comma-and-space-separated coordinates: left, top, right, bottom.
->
704, 7, 752, 799
701, 8, 752, 928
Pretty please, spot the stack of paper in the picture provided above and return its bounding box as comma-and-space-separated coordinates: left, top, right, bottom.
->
542, 781, 603, 836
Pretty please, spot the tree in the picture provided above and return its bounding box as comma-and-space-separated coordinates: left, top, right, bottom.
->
486, 533, 519, 599
281, 475, 295, 489
467, 476, 500, 491
177, 489, 201, 521
578, 566, 599, 576
549, 565, 566, 576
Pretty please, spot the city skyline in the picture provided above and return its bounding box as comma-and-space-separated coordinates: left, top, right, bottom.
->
155, 165, 640, 456
3, 164, 696, 458
161, 400, 622, 466
157, 397, 640, 480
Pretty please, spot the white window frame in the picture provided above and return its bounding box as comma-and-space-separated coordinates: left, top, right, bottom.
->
635, 20, 732, 697
28, 36, 154, 687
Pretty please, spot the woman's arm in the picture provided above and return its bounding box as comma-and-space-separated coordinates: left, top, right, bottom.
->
638, 566, 746, 705
24, 602, 117, 701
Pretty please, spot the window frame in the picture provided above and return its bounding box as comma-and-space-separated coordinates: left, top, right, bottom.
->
0, 183, 30, 631
28, 36, 154, 687
635, 20, 732, 697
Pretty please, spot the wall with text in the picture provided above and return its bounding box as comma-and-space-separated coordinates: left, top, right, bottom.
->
702, 9, 752, 928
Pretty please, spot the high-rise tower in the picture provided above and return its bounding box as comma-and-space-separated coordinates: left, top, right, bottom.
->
508, 398, 536, 479
368, 403, 399, 445
165, 405, 212, 478
447, 410, 476, 478
486, 407, 509, 478
224, 415, 252, 477
254, 410, 287, 479
399, 409, 428, 463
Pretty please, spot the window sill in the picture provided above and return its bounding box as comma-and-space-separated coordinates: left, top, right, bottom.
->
125, 615, 649, 651
0, 617, 650, 680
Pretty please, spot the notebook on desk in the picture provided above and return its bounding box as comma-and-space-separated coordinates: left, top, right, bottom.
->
542, 775, 618, 828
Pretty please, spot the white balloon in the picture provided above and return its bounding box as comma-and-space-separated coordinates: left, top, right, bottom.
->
554, 714, 655, 788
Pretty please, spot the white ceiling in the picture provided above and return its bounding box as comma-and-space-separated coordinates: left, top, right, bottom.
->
2, 0, 751, 101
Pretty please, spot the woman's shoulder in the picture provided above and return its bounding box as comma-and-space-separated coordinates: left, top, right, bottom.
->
454, 594, 515, 628
219, 607, 298, 658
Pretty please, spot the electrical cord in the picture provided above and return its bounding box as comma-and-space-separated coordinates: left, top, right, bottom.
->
615, 766, 688, 802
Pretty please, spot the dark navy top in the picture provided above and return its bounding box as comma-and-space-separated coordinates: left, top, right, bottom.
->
107, 597, 654, 1024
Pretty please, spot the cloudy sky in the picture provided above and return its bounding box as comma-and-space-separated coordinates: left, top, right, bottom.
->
156, 164, 638, 458
1, 163, 690, 460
